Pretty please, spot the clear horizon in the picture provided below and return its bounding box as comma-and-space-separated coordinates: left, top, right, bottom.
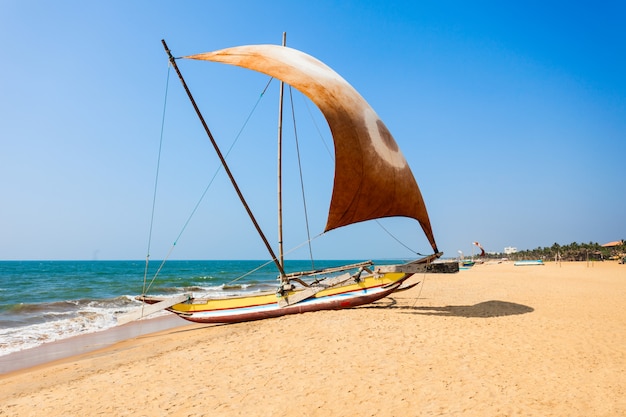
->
1, 1, 624, 261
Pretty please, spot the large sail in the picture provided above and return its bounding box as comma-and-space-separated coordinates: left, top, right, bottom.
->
185, 45, 438, 253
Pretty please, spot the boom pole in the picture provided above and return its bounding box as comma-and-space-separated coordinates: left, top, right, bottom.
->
161, 39, 286, 278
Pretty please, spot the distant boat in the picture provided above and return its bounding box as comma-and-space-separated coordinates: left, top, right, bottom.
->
119, 37, 448, 325
514, 260, 544, 266
472, 241, 485, 257
457, 250, 474, 268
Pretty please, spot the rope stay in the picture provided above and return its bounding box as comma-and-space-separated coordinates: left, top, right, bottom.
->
143, 63, 171, 295
172, 76, 275, 248
374, 219, 425, 257
142, 64, 275, 293
288, 86, 316, 270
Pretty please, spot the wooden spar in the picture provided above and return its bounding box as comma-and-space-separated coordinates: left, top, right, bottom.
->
282, 260, 373, 279
161, 40, 286, 278
117, 293, 191, 325
278, 272, 355, 307
277, 32, 286, 279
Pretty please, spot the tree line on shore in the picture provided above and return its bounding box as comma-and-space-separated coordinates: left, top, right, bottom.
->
487, 241, 626, 262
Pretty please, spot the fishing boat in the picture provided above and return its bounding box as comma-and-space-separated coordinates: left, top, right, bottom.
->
120, 37, 445, 325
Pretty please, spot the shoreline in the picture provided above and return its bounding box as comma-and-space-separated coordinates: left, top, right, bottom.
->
0, 314, 196, 375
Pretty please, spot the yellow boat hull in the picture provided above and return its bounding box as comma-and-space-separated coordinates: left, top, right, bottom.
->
139, 272, 410, 324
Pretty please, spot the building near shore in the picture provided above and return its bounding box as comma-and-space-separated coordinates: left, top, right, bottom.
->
504, 246, 518, 255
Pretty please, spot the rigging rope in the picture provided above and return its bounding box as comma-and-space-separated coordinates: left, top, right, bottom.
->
143, 64, 171, 295
288, 86, 316, 270
374, 219, 425, 257
411, 275, 427, 308
301, 96, 334, 160
143, 73, 275, 294
221, 232, 325, 287
170, 76, 275, 250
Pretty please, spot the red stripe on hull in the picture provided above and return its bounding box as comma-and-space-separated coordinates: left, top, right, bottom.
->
174, 281, 403, 324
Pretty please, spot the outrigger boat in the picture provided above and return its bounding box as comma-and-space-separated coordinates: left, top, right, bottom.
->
120, 36, 445, 325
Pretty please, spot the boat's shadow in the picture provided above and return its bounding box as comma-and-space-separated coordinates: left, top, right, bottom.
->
365, 299, 534, 318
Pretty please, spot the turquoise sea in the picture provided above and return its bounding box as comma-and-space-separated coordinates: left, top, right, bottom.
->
0, 259, 374, 356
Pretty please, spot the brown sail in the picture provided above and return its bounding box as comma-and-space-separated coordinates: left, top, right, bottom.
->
185, 45, 438, 253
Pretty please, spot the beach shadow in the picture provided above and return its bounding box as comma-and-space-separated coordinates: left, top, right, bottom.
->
408, 300, 534, 318
367, 299, 534, 318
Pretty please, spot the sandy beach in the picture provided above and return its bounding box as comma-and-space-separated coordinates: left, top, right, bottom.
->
1, 261, 624, 416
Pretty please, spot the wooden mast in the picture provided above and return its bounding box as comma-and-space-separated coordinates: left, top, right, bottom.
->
277, 32, 286, 281
161, 39, 286, 278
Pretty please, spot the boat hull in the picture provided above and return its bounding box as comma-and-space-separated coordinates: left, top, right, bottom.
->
139, 272, 411, 324
514, 260, 544, 266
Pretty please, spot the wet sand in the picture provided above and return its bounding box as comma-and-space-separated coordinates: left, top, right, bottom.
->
0, 314, 187, 374
1, 261, 624, 416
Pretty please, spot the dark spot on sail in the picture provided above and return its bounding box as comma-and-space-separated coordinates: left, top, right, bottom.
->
377, 119, 398, 152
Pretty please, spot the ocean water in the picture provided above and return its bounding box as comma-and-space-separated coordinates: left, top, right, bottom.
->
0, 259, 359, 356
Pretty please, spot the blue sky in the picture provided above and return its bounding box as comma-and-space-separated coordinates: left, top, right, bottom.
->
1, 1, 624, 260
